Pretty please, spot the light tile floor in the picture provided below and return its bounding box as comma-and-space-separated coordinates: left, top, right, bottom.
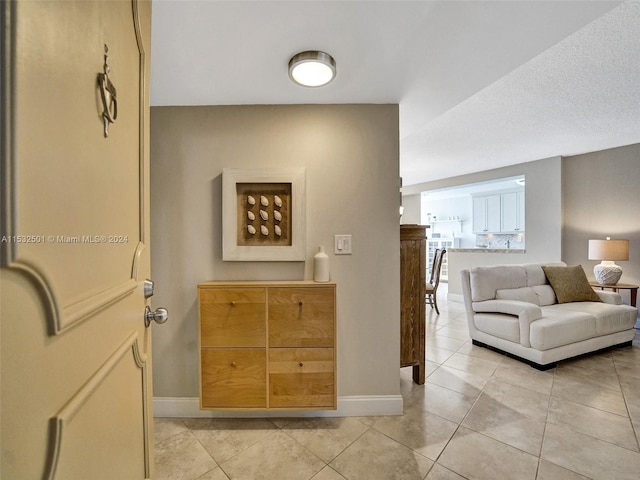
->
155, 291, 640, 480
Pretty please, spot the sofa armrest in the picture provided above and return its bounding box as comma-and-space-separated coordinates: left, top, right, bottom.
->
595, 290, 623, 305
472, 300, 542, 347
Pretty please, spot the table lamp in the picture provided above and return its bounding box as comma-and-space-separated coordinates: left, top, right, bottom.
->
588, 238, 629, 285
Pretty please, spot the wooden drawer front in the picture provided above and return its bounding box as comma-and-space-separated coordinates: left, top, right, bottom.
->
268, 287, 335, 347
269, 348, 335, 408
201, 349, 266, 408
200, 288, 266, 347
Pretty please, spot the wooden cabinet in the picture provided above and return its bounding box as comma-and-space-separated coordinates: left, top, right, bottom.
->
201, 348, 266, 408
400, 225, 427, 384
269, 348, 335, 407
198, 281, 336, 410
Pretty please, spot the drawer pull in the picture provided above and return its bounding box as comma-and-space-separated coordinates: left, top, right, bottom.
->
298, 301, 303, 306
230, 301, 236, 306
299, 362, 304, 367
230, 362, 237, 368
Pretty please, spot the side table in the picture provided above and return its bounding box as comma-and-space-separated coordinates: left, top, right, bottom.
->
590, 282, 638, 307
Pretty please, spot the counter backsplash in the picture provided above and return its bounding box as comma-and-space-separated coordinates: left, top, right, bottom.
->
475, 233, 525, 250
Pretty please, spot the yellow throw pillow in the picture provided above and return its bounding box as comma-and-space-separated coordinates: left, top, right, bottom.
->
541, 265, 602, 304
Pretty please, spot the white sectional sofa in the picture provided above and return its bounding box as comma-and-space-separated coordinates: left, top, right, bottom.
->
461, 263, 638, 369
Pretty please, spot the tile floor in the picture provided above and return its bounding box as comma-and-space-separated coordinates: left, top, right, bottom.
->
154, 291, 640, 480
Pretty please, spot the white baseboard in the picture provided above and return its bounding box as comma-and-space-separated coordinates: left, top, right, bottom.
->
153, 395, 404, 418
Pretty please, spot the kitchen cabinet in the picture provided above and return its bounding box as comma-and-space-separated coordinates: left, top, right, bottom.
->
472, 194, 501, 233
473, 191, 524, 234
501, 191, 525, 232
198, 281, 336, 410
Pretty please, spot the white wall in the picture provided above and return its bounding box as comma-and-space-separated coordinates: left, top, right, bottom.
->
421, 196, 474, 247
150, 104, 402, 415
403, 156, 563, 297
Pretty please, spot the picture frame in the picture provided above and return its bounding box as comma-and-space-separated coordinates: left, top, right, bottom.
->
222, 168, 306, 261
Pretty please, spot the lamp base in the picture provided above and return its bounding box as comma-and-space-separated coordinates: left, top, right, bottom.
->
593, 261, 622, 285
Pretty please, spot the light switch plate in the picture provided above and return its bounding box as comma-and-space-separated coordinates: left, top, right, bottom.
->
334, 235, 352, 255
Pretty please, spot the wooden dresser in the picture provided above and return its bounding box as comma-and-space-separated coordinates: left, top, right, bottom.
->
198, 281, 336, 410
400, 224, 428, 384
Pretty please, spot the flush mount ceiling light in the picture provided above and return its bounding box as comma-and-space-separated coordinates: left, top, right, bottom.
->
288, 51, 336, 87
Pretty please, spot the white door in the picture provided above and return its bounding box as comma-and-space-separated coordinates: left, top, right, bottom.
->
1, 1, 158, 479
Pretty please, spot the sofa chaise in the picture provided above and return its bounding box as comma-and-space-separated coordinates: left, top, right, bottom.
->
461, 263, 638, 369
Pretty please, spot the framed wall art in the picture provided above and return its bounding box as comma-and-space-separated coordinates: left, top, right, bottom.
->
222, 168, 306, 261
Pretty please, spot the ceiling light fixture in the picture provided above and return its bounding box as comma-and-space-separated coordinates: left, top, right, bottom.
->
288, 51, 336, 87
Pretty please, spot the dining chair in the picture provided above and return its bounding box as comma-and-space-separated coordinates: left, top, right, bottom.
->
426, 248, 446, 314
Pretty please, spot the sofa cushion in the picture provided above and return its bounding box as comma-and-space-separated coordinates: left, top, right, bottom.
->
474, 313, 520, 343
496, 285, 557, 306
496, 287, 538, 304
532, 285, 557, 306
544, 302, 637, 336
529, 311, 597, 350
470, 265, 527, 302
469, 263, 562, 302
541, 265, 601, 303
524, 264, 548, 287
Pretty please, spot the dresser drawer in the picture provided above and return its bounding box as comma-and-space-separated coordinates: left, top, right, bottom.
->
268, 348, 335, 408
201, 348, 266, 408
268, 287, 335, 347
200, 288, 266, 347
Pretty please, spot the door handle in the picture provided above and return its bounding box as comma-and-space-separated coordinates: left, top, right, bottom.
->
145, 305, 168, 327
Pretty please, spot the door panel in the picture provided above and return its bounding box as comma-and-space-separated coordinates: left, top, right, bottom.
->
1, 1, 153, 478
14, 0, 144, 333
47, 333, 148, 480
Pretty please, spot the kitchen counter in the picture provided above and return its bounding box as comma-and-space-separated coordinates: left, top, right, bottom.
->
448, 248, 526, 253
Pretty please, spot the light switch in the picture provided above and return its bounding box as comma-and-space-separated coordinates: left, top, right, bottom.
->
334, 235, 352, 255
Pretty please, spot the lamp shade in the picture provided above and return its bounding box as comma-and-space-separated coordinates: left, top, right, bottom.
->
588, 239, 629, 261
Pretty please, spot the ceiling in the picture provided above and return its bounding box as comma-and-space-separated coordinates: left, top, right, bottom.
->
150, 1, 640, 187
421, 175, 524, 200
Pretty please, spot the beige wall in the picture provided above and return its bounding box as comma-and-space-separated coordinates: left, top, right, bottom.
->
403, 156, 563, 296
150, 105, 401, 408
562, 143, 640, 305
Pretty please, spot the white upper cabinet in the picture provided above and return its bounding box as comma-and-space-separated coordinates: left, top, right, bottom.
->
501, 191, 525, 232
472, 194, 501, 233
473, 191, 524, 233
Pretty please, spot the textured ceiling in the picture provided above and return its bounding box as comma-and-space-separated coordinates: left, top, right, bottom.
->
150, 1, 640, 186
